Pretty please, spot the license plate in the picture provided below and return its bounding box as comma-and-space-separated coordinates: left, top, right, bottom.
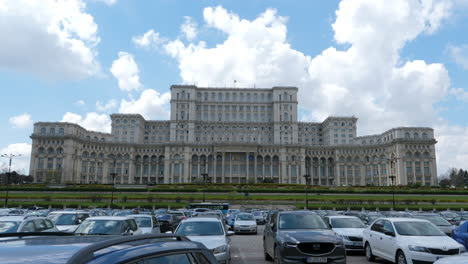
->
307, 257, 327, 263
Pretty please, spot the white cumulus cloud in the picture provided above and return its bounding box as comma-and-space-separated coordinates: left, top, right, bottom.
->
447, 44, 468, 70
9, 113, 33, 129
0, 0, 100, 79
96, 99, 117, 112
110, 52, 142, 92
61, 112, 111, 133
181, 16, 198, 41
119, 89, 171, 120
0, 143, 32, 174
133, 29, 165, 49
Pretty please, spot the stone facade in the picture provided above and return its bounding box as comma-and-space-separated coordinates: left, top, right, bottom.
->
29, 85, 438, 186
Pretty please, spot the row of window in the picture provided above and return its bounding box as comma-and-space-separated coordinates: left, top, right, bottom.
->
40, 127, 64, 135
195, 91, 274, 102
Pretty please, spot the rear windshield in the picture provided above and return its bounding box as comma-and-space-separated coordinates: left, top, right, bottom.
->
0, 221, 20, 233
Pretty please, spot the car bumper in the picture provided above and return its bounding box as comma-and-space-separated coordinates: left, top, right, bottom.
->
343, 240, 363, 251
234, 226, 257, 233
406, 250, 461, 264
277, 246, 346, 264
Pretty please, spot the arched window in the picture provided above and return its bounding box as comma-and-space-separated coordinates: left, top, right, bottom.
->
40, 127, 46, 134
38, 147, 45, 154
90, 152, 96, 159
414, 132, 419, 138
50, 128, 55, 135
422, 132, 428, 139
283, 112, 288, 121
59, 128, 64, 135
47, 147, 54, 155
82, 152, 88, 158
423, 152, 430, 159
405, 132, 410, 139
57, 148, 63, 155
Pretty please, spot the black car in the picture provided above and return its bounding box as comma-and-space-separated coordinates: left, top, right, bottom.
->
263, 211, 346, 264
0, 233, 218, 264
157, 214, 178, 233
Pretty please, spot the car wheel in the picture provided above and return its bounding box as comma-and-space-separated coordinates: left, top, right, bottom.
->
365, 243, 375, 262
396, 250, 407, 264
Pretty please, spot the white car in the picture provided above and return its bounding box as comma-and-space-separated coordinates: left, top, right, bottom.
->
0, 216, 58, 233
324, 215, 366, 251
48, 211, 90, 232
363, 218, 465, 264
433, 253, 468, 263
233, 213, 257, 234
128, 214, 160, 234
175, 217, 233, 264
74, 216, 142, 235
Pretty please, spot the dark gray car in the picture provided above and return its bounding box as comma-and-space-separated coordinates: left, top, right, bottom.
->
263, 211, 346, 264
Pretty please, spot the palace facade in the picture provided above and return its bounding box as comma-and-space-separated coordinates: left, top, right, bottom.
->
29, 85, 438, 186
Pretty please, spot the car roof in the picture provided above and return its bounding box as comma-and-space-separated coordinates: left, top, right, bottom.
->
327, 215, 359, 219
0, 216, 25, 221
127, 214, 152, 218
85, 216, 132, 221
49, 211, 89, 214
182, 217, 221, 223
378, 217, 429, 223
0, 234, 210, 264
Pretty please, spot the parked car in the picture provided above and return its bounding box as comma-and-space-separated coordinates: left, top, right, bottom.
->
47, 211, 90, 232
413, 213, 455, 236
157, 214, 178, 233
363, 218, 465, 264
168, 210, 187, 228
263, 211, 346, 264
128, 214, 160, 234
233, 213, 257, 234
0, 233, 218, 264
324, 215, 366, 251
439, 211, 461, 226
360, 212, 385, 225
74, 216, 141, 235
175, 217, 233, 264
0, 216, 58, 233
452, 221, 468, 250
252, 211, 265, 225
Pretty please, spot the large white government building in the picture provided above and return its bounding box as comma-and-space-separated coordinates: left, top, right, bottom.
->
29, 85, 438, 186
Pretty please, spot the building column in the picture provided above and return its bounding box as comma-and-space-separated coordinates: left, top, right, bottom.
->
254, 155, 257, 181
221, 153, 225, 183
245, 153, 249, 180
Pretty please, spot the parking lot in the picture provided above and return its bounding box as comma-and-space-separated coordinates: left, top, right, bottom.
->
230, 225, 389, 264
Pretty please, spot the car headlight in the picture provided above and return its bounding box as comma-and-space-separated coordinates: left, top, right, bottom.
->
212, 245, 227, 254
283, 242, 298, 248
408, 245, 430, 253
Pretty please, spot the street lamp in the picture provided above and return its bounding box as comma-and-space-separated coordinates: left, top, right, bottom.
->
1, 154, 21, 208
389, 175, 396, 209
303, 164, 311, 210
201, 156, 209, 202
109, 157, 117, 209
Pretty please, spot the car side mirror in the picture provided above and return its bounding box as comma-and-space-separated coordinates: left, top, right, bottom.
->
227, 231, 234, 236
384, 231, 395, 237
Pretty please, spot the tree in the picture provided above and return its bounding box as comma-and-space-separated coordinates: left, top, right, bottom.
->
439, 178, 451, 188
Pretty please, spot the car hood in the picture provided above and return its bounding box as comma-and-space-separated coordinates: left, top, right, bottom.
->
235, 220, 256, 225
56, 225, 78, 232
332, 228, 365, 237
399, 235, 462, 249
186, 235, 227, 250
279, 229, 341, 244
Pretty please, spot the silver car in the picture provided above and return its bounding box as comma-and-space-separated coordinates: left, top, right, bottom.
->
175, 217, 233, 264
0, 216, 58, 233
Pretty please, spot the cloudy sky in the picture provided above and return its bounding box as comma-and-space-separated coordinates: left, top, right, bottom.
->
1, 0, 467, 176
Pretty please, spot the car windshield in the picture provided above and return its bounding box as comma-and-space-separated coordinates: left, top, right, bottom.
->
253, 212, 262, 216
279, 214, 328, 229
50, 214, 78, 225
176, 221, 224, 236
394, 221, 445, 236
331, 218, 366, 228
441, 212, 458, 219
415, 215, 451, 226
236, 214, 254, 221
75, 220, 122, 235
134, 217, 152, 228
367, 215, 384, 222
0, 221, 20, 233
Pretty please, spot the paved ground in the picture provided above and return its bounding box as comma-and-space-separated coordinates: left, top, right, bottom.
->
230, 225, 392, 264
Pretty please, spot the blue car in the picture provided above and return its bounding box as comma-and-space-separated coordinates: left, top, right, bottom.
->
452, 221, 468, 250
0, 233, 218, 264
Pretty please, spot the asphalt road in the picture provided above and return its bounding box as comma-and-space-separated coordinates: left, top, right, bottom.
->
230, 225, 392, 264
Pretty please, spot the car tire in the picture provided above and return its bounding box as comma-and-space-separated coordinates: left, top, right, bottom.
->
396, 250, 407, 264
365, 243, 375, 262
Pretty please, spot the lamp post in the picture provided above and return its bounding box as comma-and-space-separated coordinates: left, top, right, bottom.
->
389, 175, 396, 209
201, 156, 209, 202
303, 165, 311, 210
109, 158, 117, 209
1, 154, 21, 208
